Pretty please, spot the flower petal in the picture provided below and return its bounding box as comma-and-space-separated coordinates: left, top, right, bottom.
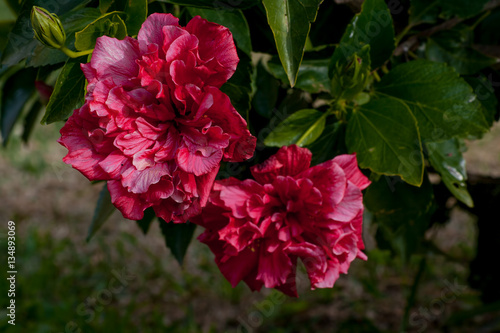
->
186, 16, 238, 87
332, 153, 371, 190
91, 36, 140, 83
138, 13, 179, 49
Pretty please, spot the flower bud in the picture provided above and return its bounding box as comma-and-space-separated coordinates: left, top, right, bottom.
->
31, 6, 66, 49
330, 45, 371, 101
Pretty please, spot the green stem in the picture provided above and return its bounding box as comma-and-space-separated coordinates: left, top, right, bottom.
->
470, 10, 491, 30
395, 2, 438, 45
60, 46, 93, 58
407, 50, 419, 59
372, 71, 381, 82
400, 256, 427, 333
395, 24, 413, 45
295, 111, 330, 147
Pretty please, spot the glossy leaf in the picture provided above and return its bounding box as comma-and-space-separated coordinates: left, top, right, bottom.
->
122, 0, 147, 36
426, 28, 497, 75
264, 108, 327, 147
306, 121, 347, 165
136, 207, 156, 235
426, 138, 473, 207
41, 56, 86, 124
268, 58, 330, 93
75, 12, 127, 51
375, 60, 490, 141
262, 0, 323, 86
438, 0, 489, 19
464, 75, 498, 127
330, 0, 394, 73
159, 219, 197, 266
253, 60, 280, 119
346, 98, 424, 186
87, 184, 116, 242
221, 50, 253, 121
0, 67, 37, 145
187, 7, 252, 57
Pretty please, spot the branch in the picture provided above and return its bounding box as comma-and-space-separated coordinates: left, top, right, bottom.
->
394, 0, 500, 56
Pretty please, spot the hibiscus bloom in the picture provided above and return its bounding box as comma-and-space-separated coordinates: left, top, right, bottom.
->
193, 145, 370, 296
58, 13, 256, 222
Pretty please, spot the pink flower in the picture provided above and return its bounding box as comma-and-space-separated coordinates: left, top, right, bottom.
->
58, 13, 256, 222
193, 145, 370, 296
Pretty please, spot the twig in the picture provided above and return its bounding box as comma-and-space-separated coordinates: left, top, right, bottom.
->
394, 0, 500, 56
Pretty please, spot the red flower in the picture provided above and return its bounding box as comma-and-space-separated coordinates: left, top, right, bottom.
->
193, 145, 370, 296
58, 13, 256, 222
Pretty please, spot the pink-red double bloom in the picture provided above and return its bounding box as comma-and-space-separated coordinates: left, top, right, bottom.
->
58, 13, 256, 222
194, 145, 370, 296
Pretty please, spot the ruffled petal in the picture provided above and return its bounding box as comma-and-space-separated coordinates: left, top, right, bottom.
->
185, 16, 238, 87
251, 145, 312, 184
138, 13, 179, 49
331, 153, 371, 190
91, 36, 140, 83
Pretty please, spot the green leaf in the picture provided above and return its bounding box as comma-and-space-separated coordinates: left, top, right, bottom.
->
75, 12, 127, 51
159, 219, 197, 266
99, 0, 115, 13
87, 184, 116, 242
22, 100, 43, 143
426, 138, 473, 207
221, 49, 253, 121
438, 0, 489, 19
1, 0, 95, 67
264, 109, 326, 147
464, 75, 497, 126
157, 0, 259, 10
0, 1, 16, 21
252, 60, 280, 119
187, 7, 252, 57
409, 0, 440, 25
375, 60, 490, 141
346, 98, 424, 186
268, 58, 330, 93
41, 56, 86, 124
0, 67, 37, 145
0, 21, 15, 58
262, 0, 323, 86
365, 174, 434, 261
330, 0, 395, 73
306, 121, 347, 165
3, 0, 21, 16
122, 0, 147, 36
136, 207, 156, 235
426, 28, 497, 75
